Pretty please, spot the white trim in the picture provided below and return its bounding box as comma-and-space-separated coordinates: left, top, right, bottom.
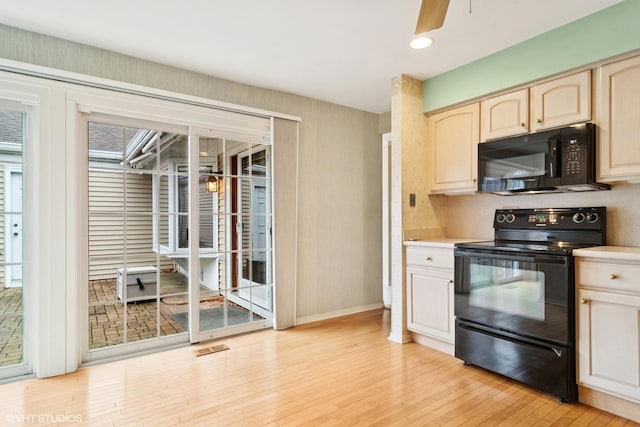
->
0, 58, 301, 122
295, 304, 383, 326
73, 103, 89, 368
82, 334, 188, 364
382, 132, 392, 309
187, 128, 201, 342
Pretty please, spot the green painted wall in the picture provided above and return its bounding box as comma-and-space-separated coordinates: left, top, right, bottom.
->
422, 0, 640, 112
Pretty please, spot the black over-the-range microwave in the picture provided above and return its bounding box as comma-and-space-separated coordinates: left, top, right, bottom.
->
477, 123, 610, 195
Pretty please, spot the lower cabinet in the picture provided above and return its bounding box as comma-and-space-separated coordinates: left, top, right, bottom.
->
578, 288, 640, 402
405, 244, 455, 354
407, 267, 454, 342
575, 250, 640, 423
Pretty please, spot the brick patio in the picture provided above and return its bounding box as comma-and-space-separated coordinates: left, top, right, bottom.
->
0, 287, 22, 367
88, 272, 225, 349
0, 271, 251, 366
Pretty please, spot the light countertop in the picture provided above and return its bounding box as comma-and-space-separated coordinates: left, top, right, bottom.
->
403, 238, 483, 248
573, 246, 640, 262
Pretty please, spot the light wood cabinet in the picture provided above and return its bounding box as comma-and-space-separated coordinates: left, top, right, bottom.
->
530, 70, 591, 132
575, 249, 640, 422
427, 103, 479, 195
480, 71, 590, 140
481, 88, 529, 141
578, 288, 640, 401
596, 55, 640, 182
405, 244, 455, 353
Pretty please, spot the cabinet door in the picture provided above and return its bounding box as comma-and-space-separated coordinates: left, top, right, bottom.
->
406, 266, 454, 342
596, 55, 640, 182
481, 88, 529, 141
427, 103, 479, 195
578, 288, 640, 401
531, 70, 591, 131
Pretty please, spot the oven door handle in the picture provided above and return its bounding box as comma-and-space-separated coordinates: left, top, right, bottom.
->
454, 249, 567, 265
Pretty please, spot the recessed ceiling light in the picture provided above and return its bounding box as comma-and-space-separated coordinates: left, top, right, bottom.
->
410, 34, 433, 49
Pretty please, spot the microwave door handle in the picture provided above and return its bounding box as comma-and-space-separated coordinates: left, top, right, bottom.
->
549, 139, 560, 178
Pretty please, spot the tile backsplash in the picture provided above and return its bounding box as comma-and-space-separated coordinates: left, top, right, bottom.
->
443, 183, 640, 246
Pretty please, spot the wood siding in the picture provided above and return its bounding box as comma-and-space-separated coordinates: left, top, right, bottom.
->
88, 169, 173, 280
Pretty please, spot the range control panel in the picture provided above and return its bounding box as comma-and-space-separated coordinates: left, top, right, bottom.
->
494, 207, 605, 230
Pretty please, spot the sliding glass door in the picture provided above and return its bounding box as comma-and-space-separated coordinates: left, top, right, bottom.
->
0, 103, 30, 379
85, 116, 273, 360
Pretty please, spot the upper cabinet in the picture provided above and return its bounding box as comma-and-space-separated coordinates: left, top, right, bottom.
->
480, 71, 590, 142
427, 103, 479, 195
596, 55, 640, 183
530, 70, 591, 132
481, 88, 528, 141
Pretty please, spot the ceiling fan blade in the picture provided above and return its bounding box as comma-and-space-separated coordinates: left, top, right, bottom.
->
415, 0, 450, 34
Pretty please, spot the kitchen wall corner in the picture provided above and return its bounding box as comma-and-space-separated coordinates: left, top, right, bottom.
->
389, 74, 443, 343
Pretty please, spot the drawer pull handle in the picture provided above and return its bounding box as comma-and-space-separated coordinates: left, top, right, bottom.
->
580, 298, 590, 304
426, 256, 433, 262
610, 273, 618, 280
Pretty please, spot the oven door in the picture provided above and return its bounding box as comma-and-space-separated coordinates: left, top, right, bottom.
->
454, 248, 572, 345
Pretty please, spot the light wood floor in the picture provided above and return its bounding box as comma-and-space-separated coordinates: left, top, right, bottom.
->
0, 308, 637, 426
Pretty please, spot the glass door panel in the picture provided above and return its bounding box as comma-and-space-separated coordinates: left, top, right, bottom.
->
193, 133, 223, 337
0, 106, 28, 377
86, 119, 190, 359
235, 145, 273, 318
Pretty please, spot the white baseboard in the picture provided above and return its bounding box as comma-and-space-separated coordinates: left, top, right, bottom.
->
388, 330, 412, 344
295, 303, 383, 326
411, 332, 454, 356
579, 386, 640, 423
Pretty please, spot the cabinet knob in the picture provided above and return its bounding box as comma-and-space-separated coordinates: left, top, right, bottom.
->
537, 118, 543, 124
520, 122, 526, 127
609, 273, 618, 280
580, 298, 590, 304
425, 256, 433, 262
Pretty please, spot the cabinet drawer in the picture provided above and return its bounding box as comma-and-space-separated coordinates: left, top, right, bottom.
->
576, 259, 640, 293
406, 246, 453, 269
